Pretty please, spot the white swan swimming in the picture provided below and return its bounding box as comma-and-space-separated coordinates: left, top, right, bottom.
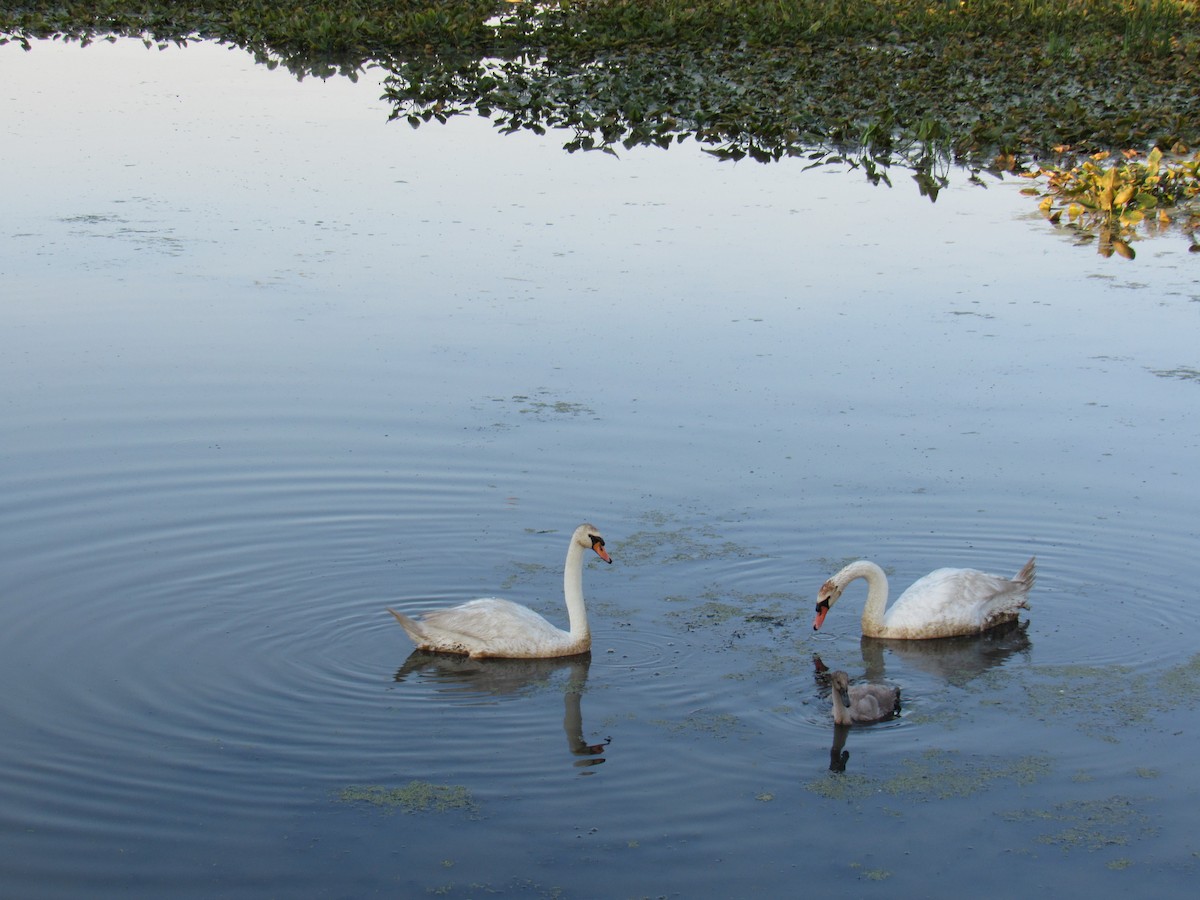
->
813, 556, 1036, 640
387, 523, 611, 659
830, 670, 901, 725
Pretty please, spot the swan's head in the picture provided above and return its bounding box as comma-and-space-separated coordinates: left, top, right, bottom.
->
830, 670, 852, 708
574, 523, 612, 564
813, 576, 845, 631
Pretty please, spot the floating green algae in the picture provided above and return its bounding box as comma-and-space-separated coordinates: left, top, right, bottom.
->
882, 749, 1050, 800
650, 709, 747, 740
488, 391, 596, 421
1000, 796, 1155, 853
616, 510, 757, 568
665, 586, 800, 634
338, 781, 479, 816
1020, 654, 1200, 741
807, 748, 1050, 803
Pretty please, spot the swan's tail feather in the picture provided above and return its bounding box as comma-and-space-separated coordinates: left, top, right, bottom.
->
1010, 556, 1036, 610
386, 607, 427, 643
1014, 556, 1036, 592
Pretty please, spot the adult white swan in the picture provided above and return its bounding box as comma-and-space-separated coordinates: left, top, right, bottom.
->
813, 556, 1036, 640
387, 523, 611, 658
830, 670, 901, 725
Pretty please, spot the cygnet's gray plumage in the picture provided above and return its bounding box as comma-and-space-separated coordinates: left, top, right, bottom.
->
830, 670, 901, 725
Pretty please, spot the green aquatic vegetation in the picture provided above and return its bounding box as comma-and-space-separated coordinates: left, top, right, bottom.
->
1024, 146, 1200, 257
5, 0, 1200, 254
1022, 654, 1200, 740
4, 1, 1197, 168
808, 749, 1051, 802
486, 391, 596, 423
882, 749, 1050, 800
849, 861, 891, 880
1150, 366, 1200, 383
664, 588, 801, 647
615, 515, 757, 568
1000, 796, 1155, 853
807, 771, 879, 802
651, 709, 747, 739
673, 599, 747, 628
500, 560, 550, 590
338, 780, 479, 815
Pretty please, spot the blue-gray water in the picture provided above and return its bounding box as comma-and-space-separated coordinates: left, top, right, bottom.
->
2, 40, 1199, 898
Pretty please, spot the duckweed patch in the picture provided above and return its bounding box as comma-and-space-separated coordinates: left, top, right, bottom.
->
617, 514, 758, 568
674, 599, 746, 628
807, 749, 1051, 803
807, 772, 879, 802
1000, 796, 1156, 853
338, 781, 479, 816
500, 560, 550, 590
1021, 654, 1200, 741
1150, 366, 1200, 383
651, 709, 747, 740
666, 587, 800, 633
486, 391, 596, 424
884, 750, 1050, 800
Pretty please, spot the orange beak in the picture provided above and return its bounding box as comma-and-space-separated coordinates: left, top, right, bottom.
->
812, 604, 829, 631
593, 545, 612, 564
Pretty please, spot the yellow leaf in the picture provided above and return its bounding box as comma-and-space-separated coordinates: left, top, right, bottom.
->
1113, 240, 1136, 260
1038, 196, 1055, 212
1147, 146, 1163, 174
1114, 184, 1134, 207
1067, 203, 1085, 221
1097, 167, 1116, 211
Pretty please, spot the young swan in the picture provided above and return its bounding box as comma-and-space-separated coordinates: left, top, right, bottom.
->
813, 557, 1036, 640
387, 523, 611, 659
830, 670, 901, 726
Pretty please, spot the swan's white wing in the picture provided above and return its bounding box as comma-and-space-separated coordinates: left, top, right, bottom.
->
883, 567, 1029, 637
414, 598, 573, 657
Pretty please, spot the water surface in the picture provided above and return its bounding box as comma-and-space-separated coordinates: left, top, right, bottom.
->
2, 40, 1199, 898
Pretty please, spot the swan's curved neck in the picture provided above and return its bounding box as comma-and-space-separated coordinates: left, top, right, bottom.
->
563, 541, 590, 641
842, 561, 890, 636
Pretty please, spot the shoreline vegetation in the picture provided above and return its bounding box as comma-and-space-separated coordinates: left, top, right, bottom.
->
4, 1, 1197, 253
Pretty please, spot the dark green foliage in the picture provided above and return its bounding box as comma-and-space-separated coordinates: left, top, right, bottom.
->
3, 1, 1198, 173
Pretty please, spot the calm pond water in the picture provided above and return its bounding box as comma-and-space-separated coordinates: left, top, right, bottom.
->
2, 39, 1199, 899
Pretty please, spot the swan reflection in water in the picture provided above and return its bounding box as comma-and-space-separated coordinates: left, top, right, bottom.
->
828, 725, 850, 772
859, 618, 1032, 687
394, 652, 609, 768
